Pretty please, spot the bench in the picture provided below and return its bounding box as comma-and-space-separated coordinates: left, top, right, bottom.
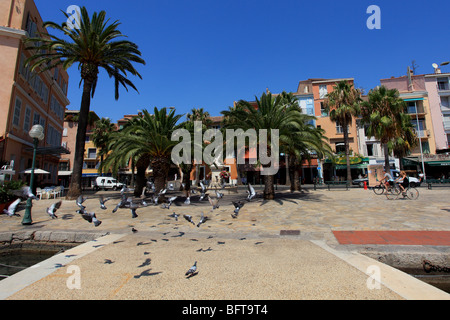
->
426, 179, 450, 190
324, 181, 350, 191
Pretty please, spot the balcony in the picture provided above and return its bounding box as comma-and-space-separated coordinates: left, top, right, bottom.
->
444, 120, 450, 131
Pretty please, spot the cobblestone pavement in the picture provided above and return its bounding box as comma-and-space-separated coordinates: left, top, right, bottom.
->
0, 185, 449, 300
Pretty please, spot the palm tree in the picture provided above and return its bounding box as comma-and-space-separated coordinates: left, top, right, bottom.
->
91, 117, 116, 176
221, 91, 306, 200
278, 92, 332, 191
361, 86, 412, 172
324, 81, 362, 183
24, 7, 145, 199
102, 108, 183, 198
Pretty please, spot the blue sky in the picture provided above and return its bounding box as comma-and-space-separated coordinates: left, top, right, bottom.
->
34, 0, 450, 122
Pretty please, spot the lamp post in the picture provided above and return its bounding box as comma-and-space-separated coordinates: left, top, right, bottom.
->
22, 124, 44, 225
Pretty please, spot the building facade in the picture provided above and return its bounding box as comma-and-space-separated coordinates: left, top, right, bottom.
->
380, 69, 449, 178
0, 0, 70, 186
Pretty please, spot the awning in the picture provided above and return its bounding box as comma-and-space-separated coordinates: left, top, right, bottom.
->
58, 171, 73, 176
403, 98, 425, 102
427, 161, 450, 166
336, 164, 368, 170
82, 173, 98, 177
20, 168, 50, 174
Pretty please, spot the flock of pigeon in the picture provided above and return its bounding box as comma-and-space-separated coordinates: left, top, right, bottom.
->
1, 181, 258, 229
1, 182, 258, 278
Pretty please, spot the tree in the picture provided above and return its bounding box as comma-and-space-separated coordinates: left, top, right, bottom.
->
102, 108, 183, 199
221, 92, 306, 200
278, 92, 332, 191
361, 86, 413, 173
91, 117, 116, 176
324, 81, 362, 183
24, 7, 145, 199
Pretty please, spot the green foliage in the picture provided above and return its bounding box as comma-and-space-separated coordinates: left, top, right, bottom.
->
0, 180, 24, 203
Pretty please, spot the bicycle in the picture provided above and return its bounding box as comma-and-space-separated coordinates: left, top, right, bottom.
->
373, 181, 397, 195
385, 183, 419, 200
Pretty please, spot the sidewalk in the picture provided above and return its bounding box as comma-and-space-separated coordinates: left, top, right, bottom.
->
0, 187, 449, 300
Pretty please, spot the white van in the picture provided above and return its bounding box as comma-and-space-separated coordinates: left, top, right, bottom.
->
93, 177, 124, 191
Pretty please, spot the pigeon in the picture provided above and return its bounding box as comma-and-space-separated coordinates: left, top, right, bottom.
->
185, 261, 197, 277
162, 196, 177, 209
231, 201, 244, 218
247, 183, 256, 201
215, 190, 224, 199
13, 186, 39, 200
46, 201, 62, 219
131, 227, 138, 233
112, 195, 129, 213
82, 212, 102, 227
169, 212, 179, 221
128, 200, 139, 218
76, 195, 87, 211
184, 197, 191, 205
208, 196, 220, 210
151, 194, 159, 205
159, 189, 167, 196
199, 181, 208, 201
2, 198, 21, 217
99, 196, 110, 210
183, 214, 195, 225
197, 212, 208, 228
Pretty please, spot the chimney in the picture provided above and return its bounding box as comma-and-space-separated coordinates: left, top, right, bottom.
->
407, 67, 414, 91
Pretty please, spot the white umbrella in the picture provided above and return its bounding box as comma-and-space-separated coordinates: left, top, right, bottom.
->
20, 168, 50, 174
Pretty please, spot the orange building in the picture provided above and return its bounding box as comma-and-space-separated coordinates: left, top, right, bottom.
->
0, 0, 70, 185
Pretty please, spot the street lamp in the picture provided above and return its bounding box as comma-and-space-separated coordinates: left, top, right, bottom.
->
22, 124, 44, 225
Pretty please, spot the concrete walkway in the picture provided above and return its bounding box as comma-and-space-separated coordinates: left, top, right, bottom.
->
0, 186, 449, 300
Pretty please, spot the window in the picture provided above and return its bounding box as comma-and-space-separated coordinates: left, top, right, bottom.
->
13, 98, 22, 127
86, 161, 97, 169
320, 102, 328, 116
407, 101, 417, 114
63, 128, 68, 137
319, 85, 328, 99
33, 112, 41, 125
23, 106, 31, 131
87, 148, 97, 159
366, 144, 374, 156
438, 79, 449, 91
335, 143, 345, 153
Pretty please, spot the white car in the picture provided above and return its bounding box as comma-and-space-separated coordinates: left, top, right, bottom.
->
92, 177, 124, 191
392, 170, 421, 187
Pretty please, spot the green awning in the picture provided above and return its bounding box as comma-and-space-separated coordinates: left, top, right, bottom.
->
336, 164, 368, 170
427, 161, 450, 166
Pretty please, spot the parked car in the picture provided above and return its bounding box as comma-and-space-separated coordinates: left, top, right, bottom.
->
392, 170, 421, 187
352, 177, 369, 188
92, 177, 124, 191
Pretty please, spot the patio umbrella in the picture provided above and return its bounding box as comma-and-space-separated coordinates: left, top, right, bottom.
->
20, 168, 50, 174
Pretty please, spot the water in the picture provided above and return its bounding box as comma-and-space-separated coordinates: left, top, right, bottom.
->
399, 268, 450, 294
0, 250, 57, 280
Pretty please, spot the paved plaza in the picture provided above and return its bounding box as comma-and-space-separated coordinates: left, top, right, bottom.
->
0, 185, 449, 300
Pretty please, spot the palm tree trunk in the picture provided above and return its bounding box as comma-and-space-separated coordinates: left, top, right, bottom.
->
285, 153, 290, 186
383, 143, 390, 173
134, 154, 150, 197
294, 166, 301, 191
66, 80, 92, 200
151, 157, 171, 202
263, 173, 275, 200
343, 118, 352, 184
289, 155, 297, 192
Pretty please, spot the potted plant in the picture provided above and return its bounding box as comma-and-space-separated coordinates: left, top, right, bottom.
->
0, 180, 24, 211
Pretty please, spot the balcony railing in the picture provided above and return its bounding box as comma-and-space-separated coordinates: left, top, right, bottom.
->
443, 120, 450, 131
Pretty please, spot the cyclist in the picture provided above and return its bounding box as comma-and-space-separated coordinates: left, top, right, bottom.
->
378, 169, 394, 192
395, 170, 409, 196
